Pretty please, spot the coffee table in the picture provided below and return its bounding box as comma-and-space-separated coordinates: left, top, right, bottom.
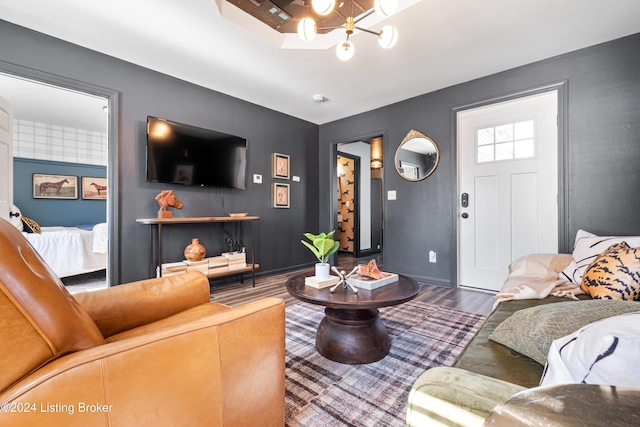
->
285, 272, 420, 364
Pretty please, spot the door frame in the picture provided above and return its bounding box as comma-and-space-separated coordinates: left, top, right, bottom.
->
329, 129, 388, 264
0, 60, 120, 287
450, 82, 568, 289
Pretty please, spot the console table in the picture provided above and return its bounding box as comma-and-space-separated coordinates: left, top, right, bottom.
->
136, 216, 259, 286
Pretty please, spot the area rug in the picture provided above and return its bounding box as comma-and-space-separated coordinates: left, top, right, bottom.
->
285, 300, 486, 427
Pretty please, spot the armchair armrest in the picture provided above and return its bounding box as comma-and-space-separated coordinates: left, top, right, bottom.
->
74, 271, 211, 337
0, 297, 285, 426
483, 383, 640, 426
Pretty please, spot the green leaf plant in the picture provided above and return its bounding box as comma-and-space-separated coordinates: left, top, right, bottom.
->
301, 231, 340, 265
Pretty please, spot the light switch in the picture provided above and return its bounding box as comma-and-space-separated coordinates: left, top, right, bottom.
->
387, 190, 397, 200
292, 176, 300, 182
253, 174, 262, 184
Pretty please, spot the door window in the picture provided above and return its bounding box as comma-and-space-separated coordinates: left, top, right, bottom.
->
476, 119, 535, 163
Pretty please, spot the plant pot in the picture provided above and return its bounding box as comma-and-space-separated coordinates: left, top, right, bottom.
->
315, 262, 331, 280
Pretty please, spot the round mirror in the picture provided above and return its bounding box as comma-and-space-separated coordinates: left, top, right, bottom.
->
395, 129, 440, 181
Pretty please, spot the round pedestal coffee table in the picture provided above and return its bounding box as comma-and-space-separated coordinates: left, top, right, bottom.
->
285, 272, 420, 364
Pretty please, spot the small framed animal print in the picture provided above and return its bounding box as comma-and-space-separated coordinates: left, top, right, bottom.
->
272, 183, 290, 208
272, 153, 290, 180
82, 176, 107, 200
33, 174, 78, 199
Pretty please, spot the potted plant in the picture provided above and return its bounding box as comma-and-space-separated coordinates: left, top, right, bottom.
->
301, 231, 340, 280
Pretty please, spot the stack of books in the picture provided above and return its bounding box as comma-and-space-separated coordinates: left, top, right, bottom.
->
159, 261, 187, 277
184, 259, 209, 273
207, 256, 229, 275
223, 252, 247, 271
305, 275, 340, 289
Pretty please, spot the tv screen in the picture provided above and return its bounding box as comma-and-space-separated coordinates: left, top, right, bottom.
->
146, 116, 247, 189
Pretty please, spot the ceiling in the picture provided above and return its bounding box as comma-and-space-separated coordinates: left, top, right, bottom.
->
0, 0, 639, 125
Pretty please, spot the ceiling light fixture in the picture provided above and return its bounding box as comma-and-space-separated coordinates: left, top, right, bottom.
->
297, 0, 398, 61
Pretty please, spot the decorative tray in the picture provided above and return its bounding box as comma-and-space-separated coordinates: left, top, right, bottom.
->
348, 272, 399, 290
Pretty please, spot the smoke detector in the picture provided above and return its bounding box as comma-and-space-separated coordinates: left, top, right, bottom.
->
312, 94, 328, 103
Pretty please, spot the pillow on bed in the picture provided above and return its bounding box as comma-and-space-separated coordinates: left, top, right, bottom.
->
540, 311, 640, 388
489, 300, 640, 365
580, 242, 640, 300
9, 204, 23, 231
560, 230, 640, 284
21, 216, 41, 234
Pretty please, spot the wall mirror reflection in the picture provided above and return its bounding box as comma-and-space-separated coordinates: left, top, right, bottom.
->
395, 129, 439, 181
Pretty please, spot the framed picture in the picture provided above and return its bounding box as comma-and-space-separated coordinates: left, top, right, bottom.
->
33, 174, 78, 199
272, 153, 290, 179
82, 176, 108, 200
272, 183, 290, 208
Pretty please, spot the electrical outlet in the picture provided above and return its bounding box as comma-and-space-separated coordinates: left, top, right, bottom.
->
429, 251, 437, 263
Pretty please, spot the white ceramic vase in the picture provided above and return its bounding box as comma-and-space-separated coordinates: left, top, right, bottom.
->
315, 262, 331, 280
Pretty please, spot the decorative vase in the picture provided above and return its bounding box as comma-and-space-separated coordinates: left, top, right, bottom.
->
315, 262, 331, 280
184, 238, 206, 261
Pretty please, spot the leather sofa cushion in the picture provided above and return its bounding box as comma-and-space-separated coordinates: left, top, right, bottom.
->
489, 299, 640, 365
0, 219, 105, 393
453, 295, 590, 388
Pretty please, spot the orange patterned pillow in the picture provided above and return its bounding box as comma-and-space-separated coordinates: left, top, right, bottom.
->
580, 241, 640, 300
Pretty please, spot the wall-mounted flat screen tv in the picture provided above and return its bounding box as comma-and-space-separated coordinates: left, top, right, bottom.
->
146, 116, 247, 189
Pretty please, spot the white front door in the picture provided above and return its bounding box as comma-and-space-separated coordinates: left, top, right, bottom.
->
0, 95, 12, 220
458, 91, 558, 291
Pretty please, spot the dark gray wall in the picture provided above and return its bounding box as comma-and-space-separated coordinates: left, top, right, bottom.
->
319, 33, 640, 287
14, 158, 106, 226
0, 20, 319, 285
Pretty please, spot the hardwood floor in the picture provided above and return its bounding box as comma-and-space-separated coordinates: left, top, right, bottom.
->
209, 253, 497, 316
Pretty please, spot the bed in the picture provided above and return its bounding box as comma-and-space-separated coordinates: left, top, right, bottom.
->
23, 223, 107, 278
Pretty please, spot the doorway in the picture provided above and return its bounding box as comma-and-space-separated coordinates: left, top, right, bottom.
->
0, 63, 118, 286
336, 137, 384, 258
457, 90, 559, 291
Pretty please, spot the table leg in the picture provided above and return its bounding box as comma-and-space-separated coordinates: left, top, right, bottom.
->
315, 308, 391, 364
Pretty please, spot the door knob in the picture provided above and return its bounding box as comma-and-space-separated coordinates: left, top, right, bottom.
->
461, 212, 469, 219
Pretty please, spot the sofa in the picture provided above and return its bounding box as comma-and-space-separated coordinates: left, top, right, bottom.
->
0, 218, 285, 426
407, 251, 640, 426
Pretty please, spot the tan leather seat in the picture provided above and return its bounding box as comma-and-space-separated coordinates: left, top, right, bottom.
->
0, 218, 285, 426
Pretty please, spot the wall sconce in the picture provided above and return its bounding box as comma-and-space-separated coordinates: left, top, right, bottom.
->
371, 159, 383, 169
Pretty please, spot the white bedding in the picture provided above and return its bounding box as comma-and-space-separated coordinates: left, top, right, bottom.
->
23, 224, 107, 278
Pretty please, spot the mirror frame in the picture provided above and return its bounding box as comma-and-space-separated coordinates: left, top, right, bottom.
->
394, 129, 440, 181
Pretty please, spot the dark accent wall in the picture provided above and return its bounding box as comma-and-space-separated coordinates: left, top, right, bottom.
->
13, 158, 106, 226
319, 33, 640, 287
0, 20, 319, 285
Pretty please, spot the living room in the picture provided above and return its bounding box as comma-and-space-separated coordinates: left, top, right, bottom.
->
1, 0, 640, 425
2, 18, 640, 288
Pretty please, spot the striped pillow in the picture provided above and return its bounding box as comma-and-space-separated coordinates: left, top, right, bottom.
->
560, 230, 640, 284
580, 242, 640, 300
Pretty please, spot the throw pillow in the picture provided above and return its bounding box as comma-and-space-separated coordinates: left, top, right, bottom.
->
540, 312, 640, 388
488, 300, 640, 365
560, 230, 640, 284
580, 242, 640, 300
9, 204, 23, 231
21, 216, 41, 234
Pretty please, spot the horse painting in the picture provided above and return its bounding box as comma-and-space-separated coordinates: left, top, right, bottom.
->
91, 182, 107, 196
39, 179, 69, 196
155, 190, 183, 218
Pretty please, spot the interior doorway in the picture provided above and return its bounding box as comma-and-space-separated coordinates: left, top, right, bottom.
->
336, 136, 384, 258
0, 66, 117, 286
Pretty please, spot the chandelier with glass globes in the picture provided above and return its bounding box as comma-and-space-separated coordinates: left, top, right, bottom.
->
297, 0, 399, 61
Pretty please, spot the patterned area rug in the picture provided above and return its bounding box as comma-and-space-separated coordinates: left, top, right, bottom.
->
285, 300, 486, 427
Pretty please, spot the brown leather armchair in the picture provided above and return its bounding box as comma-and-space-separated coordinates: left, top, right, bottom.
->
0, 218, 285, 426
